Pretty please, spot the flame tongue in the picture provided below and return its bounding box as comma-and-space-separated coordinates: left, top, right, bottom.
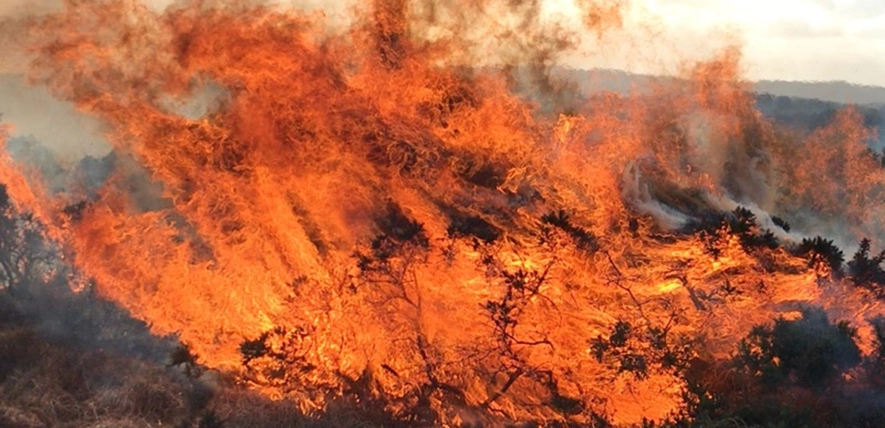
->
2, 0, 884, 425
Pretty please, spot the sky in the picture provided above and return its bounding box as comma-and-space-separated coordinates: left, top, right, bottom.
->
540, 0, 885, 86
639, 0, 885, 85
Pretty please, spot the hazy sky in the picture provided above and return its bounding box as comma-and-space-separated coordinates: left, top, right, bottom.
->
1, 0, 883, 86
646, 0, 885, 85
542, 0, 885, 86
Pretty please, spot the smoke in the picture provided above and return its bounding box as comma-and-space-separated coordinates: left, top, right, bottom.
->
156, 79, 229, 120
0, 0, 63, 15
0, 1, 114, 195
0, 76, 112, 161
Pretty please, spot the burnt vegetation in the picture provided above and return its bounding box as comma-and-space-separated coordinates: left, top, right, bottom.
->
540, 210, 599, 253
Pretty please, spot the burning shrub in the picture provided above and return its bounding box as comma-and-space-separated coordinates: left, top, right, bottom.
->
690, 207, 781, 260
445, 212, 500, 244
239, 332, 270, 366
590, 321, 692, 381
847, 238, 885, 293
770, 215, 791, 233
169, 343, 201, 378
792, 236, 845, 279
735, 307, 860, 388
726, 207, 780, 251
238, 327, 315, 379
540, 210, 599, 253
357, 205, 430, 278
461, 161, 506, 189
375, 203, 428, 247
485, 267, 552, 358
481, 264, 561, 406
0, 185, 53, 292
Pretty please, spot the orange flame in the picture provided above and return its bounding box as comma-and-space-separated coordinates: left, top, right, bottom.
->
2, 0, 885, 425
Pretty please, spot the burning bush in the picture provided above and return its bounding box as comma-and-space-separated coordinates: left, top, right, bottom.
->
847, 238, 885, 293
736, 308, 861, 388
792, 236, 846, 279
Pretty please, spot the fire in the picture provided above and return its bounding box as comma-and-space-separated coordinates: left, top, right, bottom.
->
2, 0, 885, 425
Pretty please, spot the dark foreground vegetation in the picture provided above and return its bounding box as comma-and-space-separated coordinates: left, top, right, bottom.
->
0, 281, 402, 428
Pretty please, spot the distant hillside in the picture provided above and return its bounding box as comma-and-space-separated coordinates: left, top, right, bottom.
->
550, 68, 673, 95
755, 80, 885, 106
551, 68, 885, 106
755, 93, 885, 144
544, 68, 885, 144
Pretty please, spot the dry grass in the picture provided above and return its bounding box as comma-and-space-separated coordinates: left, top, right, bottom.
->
0, 335, 388, 428
0, 327, 192, 427
0, 288, 393, 428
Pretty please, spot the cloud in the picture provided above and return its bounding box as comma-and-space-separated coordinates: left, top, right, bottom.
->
855, 25, 885, 38
768, 20, 845, 38
832, 0, 885, 19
